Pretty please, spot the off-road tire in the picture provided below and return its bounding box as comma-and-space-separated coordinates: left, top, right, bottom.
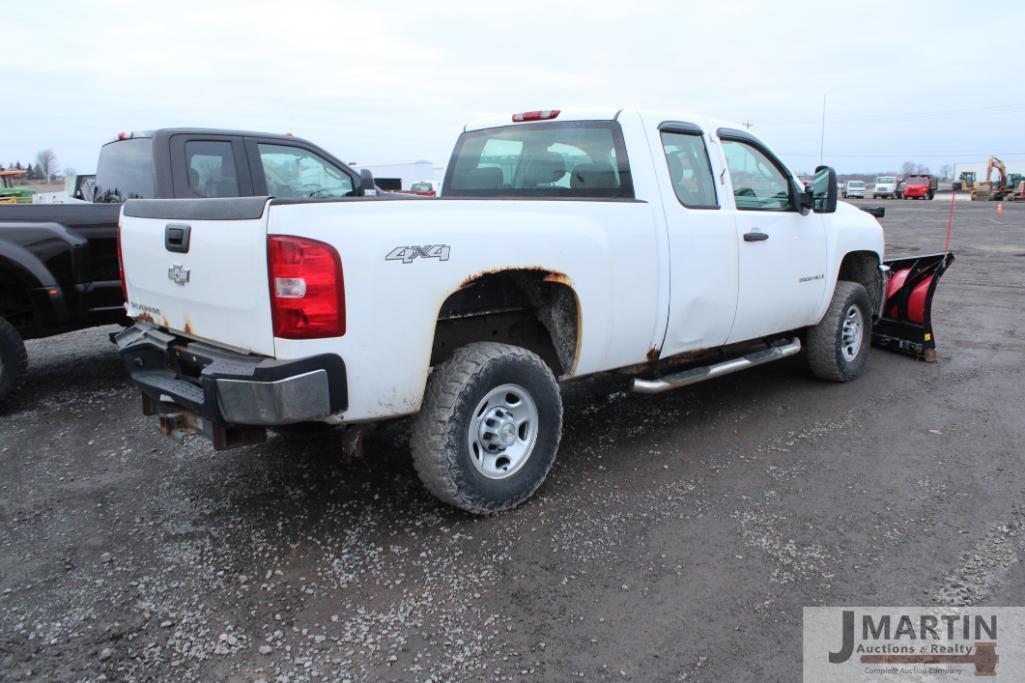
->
0, 317, 28, 410
806, 281, 873, 382
411, 342, 562, 514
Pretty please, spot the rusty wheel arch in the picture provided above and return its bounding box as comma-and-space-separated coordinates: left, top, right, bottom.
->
431, 268, 581, 377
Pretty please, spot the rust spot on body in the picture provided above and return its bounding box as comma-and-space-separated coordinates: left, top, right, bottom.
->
542, 272, 572, 286
646, 345, 661, 362
459, 266, 570, 290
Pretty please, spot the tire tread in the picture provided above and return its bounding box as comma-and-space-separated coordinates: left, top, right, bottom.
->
0, 317, 28, 411
410, 342, 561, 514
806, 281, 871, 382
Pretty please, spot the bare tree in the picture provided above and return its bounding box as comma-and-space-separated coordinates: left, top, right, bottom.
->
939, 164, 952, 180
900, 161, 916, 177
36, 149, 58, 184
63, 167, 76, 179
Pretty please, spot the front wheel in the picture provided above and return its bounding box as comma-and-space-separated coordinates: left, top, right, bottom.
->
0, 317, 28, 410
411, 342, 562, 514
806, 281, 873, 382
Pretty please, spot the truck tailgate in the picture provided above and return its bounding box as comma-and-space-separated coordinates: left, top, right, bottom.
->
120, 197, 275, 356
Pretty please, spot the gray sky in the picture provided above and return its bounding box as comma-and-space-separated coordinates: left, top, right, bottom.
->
6, 0, 1024, 176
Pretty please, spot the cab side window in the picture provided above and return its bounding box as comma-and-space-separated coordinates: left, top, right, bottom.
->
257, 144, 354, 199
721, 139, 793, 211
185, 140, 240, 198
661, 131, 718, 209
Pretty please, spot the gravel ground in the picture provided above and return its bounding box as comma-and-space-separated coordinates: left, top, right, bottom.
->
1, 198, 1023, 681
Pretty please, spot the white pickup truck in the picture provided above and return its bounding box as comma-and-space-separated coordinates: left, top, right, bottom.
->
116, 107, 928, 513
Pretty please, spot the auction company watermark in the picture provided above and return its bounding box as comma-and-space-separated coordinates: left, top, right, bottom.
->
804, 607, 1025, 681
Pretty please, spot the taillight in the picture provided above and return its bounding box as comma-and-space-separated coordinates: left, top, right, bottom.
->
512, 109, 560, 122
268, 235, 345, 339
116, 220, 126, 301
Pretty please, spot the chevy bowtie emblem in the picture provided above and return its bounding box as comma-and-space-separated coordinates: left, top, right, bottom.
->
168, 263, 191, 286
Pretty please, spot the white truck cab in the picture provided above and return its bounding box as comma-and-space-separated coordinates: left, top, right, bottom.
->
117, 107, 896, 513
873, 176, 898, 199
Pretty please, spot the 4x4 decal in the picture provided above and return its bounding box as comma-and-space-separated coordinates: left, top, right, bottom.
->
385, 245, 451, 264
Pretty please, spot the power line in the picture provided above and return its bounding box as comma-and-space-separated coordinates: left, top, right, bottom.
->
763, 102, 1025, 127
782, 151, 1025, 158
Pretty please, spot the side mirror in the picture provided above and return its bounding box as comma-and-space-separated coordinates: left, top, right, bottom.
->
358, 168, 377, 196
813, 165, 838, 213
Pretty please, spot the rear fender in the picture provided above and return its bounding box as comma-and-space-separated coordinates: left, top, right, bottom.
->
871, 252, 954, 362
0, 238, 58, 290
0, 240, 70, 329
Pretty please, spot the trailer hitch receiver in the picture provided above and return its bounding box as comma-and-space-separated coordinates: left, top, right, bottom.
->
872, 252, 954, 362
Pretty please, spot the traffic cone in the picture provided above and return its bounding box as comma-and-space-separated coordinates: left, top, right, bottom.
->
997, 203, 1004, 215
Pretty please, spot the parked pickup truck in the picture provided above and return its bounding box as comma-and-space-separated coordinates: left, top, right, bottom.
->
0, 128, 374, 408
842, 180, 865, 199
116, 107, 948, 513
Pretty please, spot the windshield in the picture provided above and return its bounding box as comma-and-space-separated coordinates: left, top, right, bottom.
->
876, 177, 895, 184
847, 181, 864, 188
444, 121, 633, 198
908, 177, 929, 185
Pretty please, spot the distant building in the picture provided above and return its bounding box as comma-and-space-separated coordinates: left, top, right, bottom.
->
348, 160, 434, 192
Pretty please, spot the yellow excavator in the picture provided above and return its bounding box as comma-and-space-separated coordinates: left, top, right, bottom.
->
971, 156, 1024, 201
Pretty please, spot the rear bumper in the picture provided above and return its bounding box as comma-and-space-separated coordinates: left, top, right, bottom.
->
115, 322, 347, 429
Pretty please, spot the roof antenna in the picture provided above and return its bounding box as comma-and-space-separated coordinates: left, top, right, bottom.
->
818, 95, 826, 166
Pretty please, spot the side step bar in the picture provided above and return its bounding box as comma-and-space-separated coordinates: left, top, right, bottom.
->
631, 338, 802, 394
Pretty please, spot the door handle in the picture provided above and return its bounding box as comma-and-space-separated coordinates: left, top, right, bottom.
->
743, 230, 769, 242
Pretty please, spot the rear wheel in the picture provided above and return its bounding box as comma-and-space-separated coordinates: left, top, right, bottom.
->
806, 281, 872, 382
0, 317, 28, 410
411, 342, 562, 514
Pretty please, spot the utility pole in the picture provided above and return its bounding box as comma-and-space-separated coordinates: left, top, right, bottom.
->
818, 95, 826, 167
742, 120, 753, 130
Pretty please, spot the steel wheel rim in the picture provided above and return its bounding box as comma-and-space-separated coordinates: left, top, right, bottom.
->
467, 383, 539, 480
841, 304, 864, 362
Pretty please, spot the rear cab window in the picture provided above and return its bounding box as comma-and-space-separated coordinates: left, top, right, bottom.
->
185, 140, 241, 198
444, 121, 634, 198
660, 130, 718, 209
94, 137, 155, 203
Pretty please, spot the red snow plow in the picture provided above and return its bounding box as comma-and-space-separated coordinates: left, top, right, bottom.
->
872, 252, 954, 362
